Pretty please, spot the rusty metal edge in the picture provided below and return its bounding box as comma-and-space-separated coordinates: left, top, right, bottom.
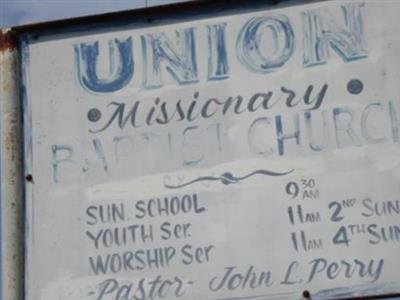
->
0, 28, 24, 300
0, 30, 17, 53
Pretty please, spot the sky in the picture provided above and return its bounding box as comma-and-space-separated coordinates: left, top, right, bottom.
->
0, 0, 190, 28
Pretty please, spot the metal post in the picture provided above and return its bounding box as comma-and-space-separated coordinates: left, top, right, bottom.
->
0, 28, 24, 300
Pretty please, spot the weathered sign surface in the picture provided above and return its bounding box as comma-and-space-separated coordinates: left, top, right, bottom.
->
21, 0, 400, 299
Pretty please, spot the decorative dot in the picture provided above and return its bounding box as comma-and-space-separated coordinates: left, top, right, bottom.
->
87, 108, 101, 122
347, 79, 364, 95
302, 290, 311, 299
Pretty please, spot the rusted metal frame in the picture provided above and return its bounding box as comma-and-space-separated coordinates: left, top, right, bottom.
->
0, 29, 24, 300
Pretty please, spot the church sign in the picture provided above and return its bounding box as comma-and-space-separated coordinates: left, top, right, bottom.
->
21, 1, 400, 299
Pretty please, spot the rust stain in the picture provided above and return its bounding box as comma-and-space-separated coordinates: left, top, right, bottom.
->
5, 112, 21, 187
0, 30, 17, 53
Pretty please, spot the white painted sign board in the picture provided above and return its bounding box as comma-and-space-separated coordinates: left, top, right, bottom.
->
21, 1, 400, 299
